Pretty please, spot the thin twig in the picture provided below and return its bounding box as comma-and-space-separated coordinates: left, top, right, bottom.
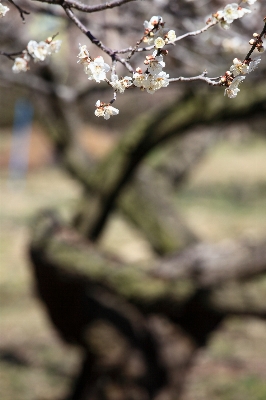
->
0, 50, 24, 60
116, 21, 218, 54
8, 0, 30, 22
244, 21, 266, 61
169, 73, 221, 86
174, 21, 218, 43
64, 7, 134, 72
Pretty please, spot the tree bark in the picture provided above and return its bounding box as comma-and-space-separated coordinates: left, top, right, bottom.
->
29, 212, 266, 399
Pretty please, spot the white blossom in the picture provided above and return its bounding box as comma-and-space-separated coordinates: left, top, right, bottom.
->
154, 37, 166, 49
95, 100, 119, 120
216, 3, 251, 28
85, 56, 110, 83
133, 69, 169, 93
221, 4, 241, 23
144, 16, 163, 31
247, 57, 261, 73
145, 72, 170, 94
237, 6, 251, 18
166, 30, 176, 43
27, 40, 50, 62
0, 2, 9, 17
77, 44, 91, 64
133, 72, 147, 89
147, 52, 165, 76
110, 75, 132, 93
12, 56, 29, 73
224, 76, 245, 98
229, 58, 249, 76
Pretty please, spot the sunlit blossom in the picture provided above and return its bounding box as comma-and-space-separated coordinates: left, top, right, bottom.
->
224, 76, 245, 98
144, 15, 163, 31
12, 53, 30, 73
229, 58, 249, 76
247, 57, 261, 73
154, 37, 166, 49
110, 75, 132, 93
27, 40, 50, 62
84, 56, 110, 83
77, 44, 91, 64
215, 3, 251, 29
166, 30, 176, 43
145, 71, 170, 94
0, 2, 9, 17
95, 100, 119, 119
133, 72, 147, 89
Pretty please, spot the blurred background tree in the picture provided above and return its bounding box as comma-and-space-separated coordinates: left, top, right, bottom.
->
1, 1, 266, 399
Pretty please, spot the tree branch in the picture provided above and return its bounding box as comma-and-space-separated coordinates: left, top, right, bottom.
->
32, 0, 137, 13
8, 0, 30, 21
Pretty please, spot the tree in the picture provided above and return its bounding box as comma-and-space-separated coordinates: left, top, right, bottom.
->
1, 1, 266, 399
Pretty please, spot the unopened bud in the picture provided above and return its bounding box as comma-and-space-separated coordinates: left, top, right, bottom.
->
253, 33, 259, 37
249, 39, 255, 45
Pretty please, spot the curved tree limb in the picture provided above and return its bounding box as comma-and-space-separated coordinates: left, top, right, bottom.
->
75, 83, 266, 241
30, 212, 266, 315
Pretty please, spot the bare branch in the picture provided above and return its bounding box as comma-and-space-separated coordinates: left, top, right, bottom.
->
169, 73, 221, 86
30, 212, 266, 303
32, 0, 137, 13
8, 0, 30, 21
64, 7, 134, 72
174, 21, 218, 43
0, 50, 24, 60
153, 237, 266, 288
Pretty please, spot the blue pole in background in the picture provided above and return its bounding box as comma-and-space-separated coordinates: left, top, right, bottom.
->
8, 99, 34, 187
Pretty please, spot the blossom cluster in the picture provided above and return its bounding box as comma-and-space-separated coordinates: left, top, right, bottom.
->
77, 45, 110, 83
94, 100, 119, 120
4, 2, 261, 120
77, 5, 263, 118
221, 56, 261, 98
77, 16, 179, 119
143, 16, 176, 46
212, 2, 253, 30
133, 23, 177, 94
133, 43, 172, 94
12, 37, 62, 73
0, 1, 9, 17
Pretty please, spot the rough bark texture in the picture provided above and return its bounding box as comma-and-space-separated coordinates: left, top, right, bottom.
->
29, 212, 266, 399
